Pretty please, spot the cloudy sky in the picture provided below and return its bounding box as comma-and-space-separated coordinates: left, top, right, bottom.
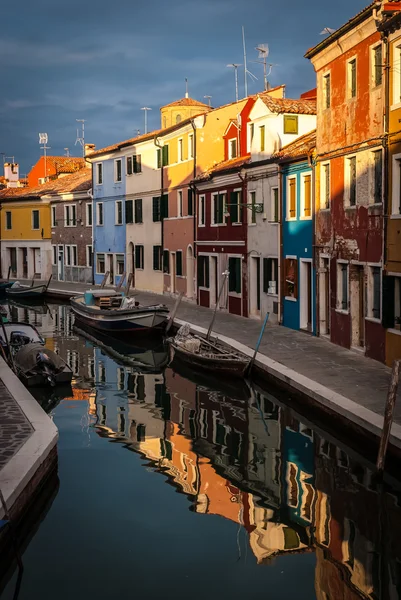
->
1, 0, 367, 174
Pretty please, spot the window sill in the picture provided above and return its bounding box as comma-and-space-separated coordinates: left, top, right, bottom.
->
211, 223, 227, 227
268, 221, 280, 225
266, 293, 278, 298
228, 292, 242, 297
285, 296, 297, 302
344, 205, 357, 211
320, 207, 330, 213
286, 217, 297, 222
96, 224, 104, 227
388, 327, 401, 337
232, 222, 242, 226
300, 216, 312, 221
115, 223, 123, 226
198, 286, 209, 291
390, 102, 401, 111
365, 316, 381, 324
248, 223, 257, 227
368, 203, 382, 209
198, 224, 206, 228
335, 308, 349, 315
390, 214, 401, 219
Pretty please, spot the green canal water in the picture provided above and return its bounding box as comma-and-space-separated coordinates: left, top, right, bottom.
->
1, 301, 401, 600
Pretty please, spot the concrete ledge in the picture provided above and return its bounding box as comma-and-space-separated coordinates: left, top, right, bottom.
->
174, 318, 401, 451
0, 358, 58, 519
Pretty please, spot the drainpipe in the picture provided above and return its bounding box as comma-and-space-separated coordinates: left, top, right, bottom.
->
382, 32, 390, 277
308, 150, 317, 336
278, 163, 284, 325
238, 168, 247, 317
0, 205, 2, 279
154, 136, 164, 274
87, 188, 94, 285
190, 119, 197, 259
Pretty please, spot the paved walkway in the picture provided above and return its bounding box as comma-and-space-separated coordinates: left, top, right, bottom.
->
19, 278, 401, 426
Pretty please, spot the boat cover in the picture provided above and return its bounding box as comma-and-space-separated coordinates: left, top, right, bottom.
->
14, 343, 66, 373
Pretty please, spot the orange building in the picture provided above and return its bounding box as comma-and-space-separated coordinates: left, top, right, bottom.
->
28, 156, 86, 187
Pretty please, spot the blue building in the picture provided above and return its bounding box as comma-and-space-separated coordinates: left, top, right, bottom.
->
90, 146, 127, 286
278, 131, 316, 334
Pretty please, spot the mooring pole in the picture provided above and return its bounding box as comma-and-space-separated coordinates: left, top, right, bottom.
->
376, 359, 401, 474
206, 270, 229, 341
165, 292, 183, 334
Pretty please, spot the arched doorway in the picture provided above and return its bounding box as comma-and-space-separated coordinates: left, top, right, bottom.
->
186, 245, 194, 298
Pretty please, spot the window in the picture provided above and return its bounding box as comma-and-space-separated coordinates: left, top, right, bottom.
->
394, 45, 401, 104
321, 163, 330, 209
229, 138, 237, 159
284, 115, 298, 135
272, 187, 279, 222
127, 156, 133, 175
189, 134, 194, 159
65, 245, 71, 266
348, 59, 357, 99
162, 144, 169, 166
284, 258, 298, 298
178, 138, 184, 162
337, 262, 349, 310
347, 157, 357, 206
86, 203, 92, 226
199, 194, 205, 226
135, 245, 144, 269
263, 258, 278, 295
96, 163, 103, 185
228, 257, 241, 293
125, 199, 133, 224
65, 204, 77, 227
188, 188, 193, 216
72, 245, 77, 266
96, 253, 105, 274
153, 246, 162, 271
5, 211, 12, 230
176, 251, 183, 276
115, 200, 123, 225
97, 202, 104, 225
369, 266, 381, 319
372, 150, 382, 204
249, 123, 254, 150
65, 245, 77, 266
197, 256, 210, 288
51, 206, 56, 227
250, 191, 256, 224
229, 190, 242, 223
288, 178, 296, 219
393, 155, 401, 214
383, 275, 401, 329
302, 174, 312, 218
373, 44, 383, 87
134, 199, 143, 224
153, 196, 161, 222
116, 254, 124, 275
52, 245, 57, 265
32, 210, 40, 230
323, 73, 331, 109
133, 155, 142, 173
176, 114, 182, 124
115, 159, 122, 182
163, 250, 170, 273
177, 190, 183, 217
212, 192, 226, 225
156, 149, 162, 169
260, 125, 265, 152
86, 245, 93, 268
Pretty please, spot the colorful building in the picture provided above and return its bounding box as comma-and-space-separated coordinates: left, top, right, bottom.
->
305, 3, 386, 361
275, 130, 317, 333
27, 155, 86, 187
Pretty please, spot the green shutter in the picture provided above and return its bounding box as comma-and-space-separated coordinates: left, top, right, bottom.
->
152, 197, 160, 222
161, 194, 169, 219
228, 257, 241, 293
135, 246, 140, 269
230, 191, 238, 223
135, 199, 143, 223
188, 188, 193, 216
284, 115, 299, 134
228, 258, 235, 292
382, 275, 395, 328
157, 149, 161, 168
133, 154, 142, 173
163, 250, 170, 273
162, 145, 169, 166
127, 156, 133, 175
176, 251, 183, 276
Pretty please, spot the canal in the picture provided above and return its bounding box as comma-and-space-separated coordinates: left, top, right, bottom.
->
1, 301, 401, 599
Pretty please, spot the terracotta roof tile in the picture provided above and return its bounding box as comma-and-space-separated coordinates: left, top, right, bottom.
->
0, 168, 91, 200
161, 97, 211, 109
273, 129, 316, 161
36, 156, 86, 173
258, 93, 317, 115
195, 155, 250, 182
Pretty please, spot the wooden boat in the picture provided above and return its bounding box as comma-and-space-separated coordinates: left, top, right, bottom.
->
70, 289, 169, 333
168, 324, 250, 378
0, 323, 72, 387
6, 282, 47, 299
0, 280, 13, 294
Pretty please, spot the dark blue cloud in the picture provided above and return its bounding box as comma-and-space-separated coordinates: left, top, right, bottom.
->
0, 0, 368, 173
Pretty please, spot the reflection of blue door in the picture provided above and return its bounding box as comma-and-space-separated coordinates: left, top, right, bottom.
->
58, 245, 64, 281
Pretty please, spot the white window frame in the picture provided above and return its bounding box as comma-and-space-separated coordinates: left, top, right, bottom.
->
65, 245, 72, 267
347, 56, 357, 100
249, 190, 257, 225
322, 71, 331, 110
287, 176, 297, 220
392, 152, 401, 216
344, 154, 357, 208
199, 194, 206, 227
228, 137, 237, 159
96, 253, 106, 274
96, 202, 104, 226
177, 190, 183, 218
248, 123, 255, 152
115, 200, 123, 225
32, 210, 40, 230
320, 162, 331, 210
371, 42, 383, 89
178, 138, 184, 162
86, 202, 93, 226
392, 43, 401, 107
336, 260, 349, 313
51, 206, 56, 228
188, 134, 194, 159
116, 253, 125, 276
367, 264, 382, 322
86, 245, 93, 268
96, 163, 103, 185
64, 204, 77, 227
72, 245, 78, 266
52, 245, 57, 265
231, 188, 242, 224
211, 191, 227, 226
114, 158, 122, 183
300, 171, 312, 220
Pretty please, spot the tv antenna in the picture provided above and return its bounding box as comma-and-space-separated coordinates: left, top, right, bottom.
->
141, 107, 152, 134
227, 64, 241, 103
75, 119, 86, 157
253, 44, 270, 91
242, 26, 257, 98
39, 133, 50, 182
204, 95, 212, 107
64, 147, 70, 157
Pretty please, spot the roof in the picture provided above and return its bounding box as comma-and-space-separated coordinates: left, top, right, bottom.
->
34, 156, 86, 173
378, 4, 401, 32
273, 129, 316, 161
304, 2, 377, 59
161, 96, 211, 109
258, 93, 317, 115
0, 168, 91, 200
195, 155, 250, 182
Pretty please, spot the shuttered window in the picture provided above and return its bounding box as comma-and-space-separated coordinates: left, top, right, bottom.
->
348, 59, 357, 98
161, 194, 168, 219
260, 125, 265, 152
303, 175, 311, 217
373, 151, 382, 204
156, 149, 162, 169
285, 258, 298, 298
153, 197, 161, 222
263, 258, 278, 295
323, 73, 331, 109
230, 191, 242, 223
289, 178, 296, 218
284, 115, 298, 134
197, 256, 210, 288
188, 188, 194, 216
134, 199, 143, 223
153, 246, 162, 271
127, 156, 133, 175
374, 45, 383, 87
162, 145, 169, 166
163, 250, 170, 274
133, 154, 142, 173
228, 257, 241, 294
135, 245, 144, 269
176, 251, 183, 276
125, 200, 133, 224
213, 193, 225, 224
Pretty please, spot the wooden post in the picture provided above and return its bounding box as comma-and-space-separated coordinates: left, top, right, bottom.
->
166, 292, 183, 334
206, 270, 229, 341
376, 359, 401, 474
45, 273, 53, 291
246, 312, 269, 377
125, 273, 133, 296
100, 271, 109, 289
7, 266, 11, 281
116, 272, 126, 291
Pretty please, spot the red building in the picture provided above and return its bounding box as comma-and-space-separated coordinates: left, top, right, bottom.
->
305, 4, 386, 362
28, 156, 86, 187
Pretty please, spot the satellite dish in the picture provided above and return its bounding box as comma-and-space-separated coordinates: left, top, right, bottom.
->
256, 44, 269, 59
39, 133, 48, 144
320, 27, 336, 35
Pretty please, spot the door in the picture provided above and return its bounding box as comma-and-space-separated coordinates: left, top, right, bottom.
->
250, 256, 261, 316
306, 262, 312, 331
351, 265, 365, 349
319, 257, 330, 335
210, 256, 218, 307
300, 260, 312, 331
22, 248, 28, 279
186, 245, 194, 298
171, 253, 176, 293
108, 254, 114, 285
10, 248, 17, 277
58, 246, 64, 281
34, 248, 41, 276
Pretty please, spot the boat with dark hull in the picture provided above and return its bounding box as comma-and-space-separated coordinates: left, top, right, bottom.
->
6, 283, 47, 299
70, 290, 169, 334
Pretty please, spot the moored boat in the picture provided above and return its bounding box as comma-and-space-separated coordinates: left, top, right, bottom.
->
70, 290, 169, 333
6, 282, 47, 299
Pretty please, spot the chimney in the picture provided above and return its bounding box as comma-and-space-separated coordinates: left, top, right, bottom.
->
4, 162, 19, 188
84, 143, 96, 157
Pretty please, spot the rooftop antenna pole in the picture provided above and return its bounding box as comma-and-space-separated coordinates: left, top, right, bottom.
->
255, 44, 270, 90
39, 133, 50, 182
75, 119, 86, 157
185, 78, 189, 98
64, 147, 70, 157
204, 95, 212, 107
227, 64, 241, 103
242, 26, 248, 97
141, 107, 152, 134
1, 154, 5, 164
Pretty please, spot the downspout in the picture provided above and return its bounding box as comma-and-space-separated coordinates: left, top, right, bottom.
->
382, 32, 390, 277
154, 136, 164, 275
238, 168, 247, 317
190, 119, 197, 259
84, 154, 95, 285
0, 205, 2, 279
308, 149, 317, 336
278, 163, 284, 325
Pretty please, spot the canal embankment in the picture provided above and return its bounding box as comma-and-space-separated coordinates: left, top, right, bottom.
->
0, 357, 58, 526
11, 278, 401, 455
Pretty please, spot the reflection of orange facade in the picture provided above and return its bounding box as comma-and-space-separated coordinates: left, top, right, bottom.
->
64, 387, 92, 402
198, 459, 244, 524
